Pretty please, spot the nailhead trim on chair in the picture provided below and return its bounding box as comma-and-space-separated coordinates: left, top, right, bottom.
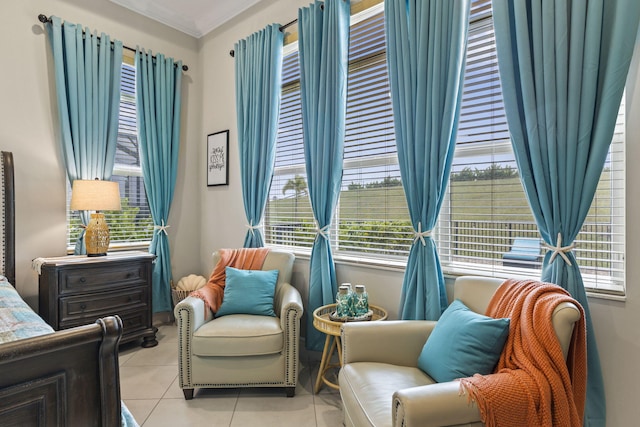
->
176, 305, 193, 388
341, 328, 346, 366
284, 303, 301, 387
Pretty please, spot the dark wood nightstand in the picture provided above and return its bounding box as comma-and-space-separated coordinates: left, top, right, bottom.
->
37, 251, 158, 347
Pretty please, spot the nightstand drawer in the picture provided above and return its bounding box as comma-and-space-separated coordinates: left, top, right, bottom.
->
60, 287, 147, 322
59, 309, 150, 336
58, 262, 148, 294
119, 309, 150, 334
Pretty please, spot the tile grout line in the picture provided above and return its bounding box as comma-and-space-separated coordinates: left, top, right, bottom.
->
227, 391, 241, 427
136, 399, 162, 427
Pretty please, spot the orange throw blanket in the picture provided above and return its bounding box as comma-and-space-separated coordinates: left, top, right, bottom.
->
459, 279, 587, 427
190, 248, 270, 314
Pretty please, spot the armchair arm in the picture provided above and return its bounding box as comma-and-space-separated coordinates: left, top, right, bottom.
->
274, 282, 303, 388
341, 320, 436, 367
275, 282, 304, 328
393, 381, 481, 427
174, 296, 213, 389
174, 296, 213, 335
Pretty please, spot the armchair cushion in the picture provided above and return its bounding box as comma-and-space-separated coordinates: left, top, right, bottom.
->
340, 362, 434, 427
417, 299, 510, 383
193, 314, 283, 357
215, 267, 279, 317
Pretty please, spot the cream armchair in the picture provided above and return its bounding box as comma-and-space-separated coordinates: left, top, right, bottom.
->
174, 249, 303, 399
339, 276, 581, 427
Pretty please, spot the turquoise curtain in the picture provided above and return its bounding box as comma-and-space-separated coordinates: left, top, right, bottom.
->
492, 1, 640, 425
298, 0, 350, 351
385, 0, 470, 320
235, 25, 284, 248
135, 50, 183, 313
46, 16, 122, 254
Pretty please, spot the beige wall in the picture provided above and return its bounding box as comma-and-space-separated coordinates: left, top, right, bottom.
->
0, 0, 201, 307
2, 0, 640, 424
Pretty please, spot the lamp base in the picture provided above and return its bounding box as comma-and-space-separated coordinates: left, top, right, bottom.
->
85, 213, 111, 257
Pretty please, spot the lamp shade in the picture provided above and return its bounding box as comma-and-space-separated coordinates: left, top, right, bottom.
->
70, 179, 121, 211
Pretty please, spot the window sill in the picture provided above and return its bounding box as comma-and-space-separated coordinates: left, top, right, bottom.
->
269, 244, 407, 273
271, 245, 626, 302
441, 262, 626, 302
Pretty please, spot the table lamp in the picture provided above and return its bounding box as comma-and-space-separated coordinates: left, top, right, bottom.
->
70, 179, 121, 257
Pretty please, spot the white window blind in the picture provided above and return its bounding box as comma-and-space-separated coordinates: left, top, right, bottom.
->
437, 0, 625, 294
67, 62, 154, 250
339, 9, 411, 258
265, 0, 625, 294
264, 49, 315, 248
438, 0, 531, 275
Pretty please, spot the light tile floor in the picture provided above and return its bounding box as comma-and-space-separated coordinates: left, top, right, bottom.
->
120, 323, 343, 427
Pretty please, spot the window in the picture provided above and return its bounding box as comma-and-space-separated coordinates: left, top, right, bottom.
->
264, 48, 315, 249
340, 8, 409, 258
435, 1, 625, 295
67, 61, 154, 250
265, 0, 625, 295
265, 5, 407, 255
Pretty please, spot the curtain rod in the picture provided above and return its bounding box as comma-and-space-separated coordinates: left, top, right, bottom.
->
228, 0, 333, 59
228, 17, 299, 58
38, 14, 189, 71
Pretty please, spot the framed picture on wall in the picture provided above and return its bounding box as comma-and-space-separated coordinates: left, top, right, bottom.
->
207, 130, 229, 186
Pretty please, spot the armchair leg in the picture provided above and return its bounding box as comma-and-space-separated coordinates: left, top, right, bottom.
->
286, 387, 295, 397
183, 388, 194, 400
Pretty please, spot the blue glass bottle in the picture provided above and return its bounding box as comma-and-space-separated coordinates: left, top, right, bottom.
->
354, 285, 369, 316
336, 285, 351, 318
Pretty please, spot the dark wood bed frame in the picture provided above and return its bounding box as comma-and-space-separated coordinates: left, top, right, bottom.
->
0, 151, 124, 427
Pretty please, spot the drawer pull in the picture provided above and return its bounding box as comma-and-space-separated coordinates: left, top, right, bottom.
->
128, 296, 133, 302
80, 304, 86, 311
126, 273, 134, 278
79, 277, 86, 283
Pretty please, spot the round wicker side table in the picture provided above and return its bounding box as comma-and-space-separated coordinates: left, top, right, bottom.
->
312, 303, 387, 393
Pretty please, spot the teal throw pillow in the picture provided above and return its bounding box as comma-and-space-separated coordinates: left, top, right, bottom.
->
215, 267, 279, 317
417, 299, 510, 382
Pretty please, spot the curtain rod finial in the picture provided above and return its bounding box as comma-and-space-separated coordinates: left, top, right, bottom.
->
182, 64, 189, 71
38, 14, 49, 23
229, 50, 235, 58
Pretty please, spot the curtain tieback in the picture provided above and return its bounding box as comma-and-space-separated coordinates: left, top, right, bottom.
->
413, 222, 432, 246
246, 221, 263, 237
154, 220, 170, 236
314, 219, 329, 240
542, 233, 576, 266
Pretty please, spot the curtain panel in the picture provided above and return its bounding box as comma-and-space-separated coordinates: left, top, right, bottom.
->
46, 16, 123, 254
298, 0, 351, 351
136, 49, 183, 313
235, 25, 284, 248
385, 0, 470, 320
492, 0, 640, 425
